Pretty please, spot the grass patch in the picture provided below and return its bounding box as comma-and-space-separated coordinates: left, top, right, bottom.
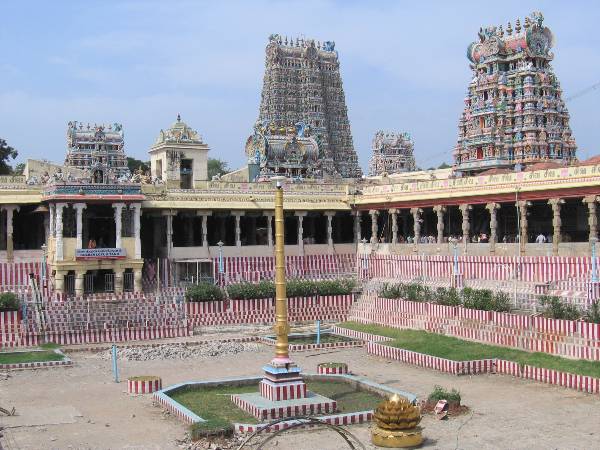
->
339, 321, 600, 379
170, 378, 384, 436
170, 385, 258, 433
0, 350, 64, 365
307, 380, 381, 412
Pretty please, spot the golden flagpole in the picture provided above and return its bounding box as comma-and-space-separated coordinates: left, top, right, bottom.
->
273, 179, 289, 361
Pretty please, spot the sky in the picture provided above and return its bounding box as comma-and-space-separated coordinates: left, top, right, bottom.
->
1, 1, 599, 172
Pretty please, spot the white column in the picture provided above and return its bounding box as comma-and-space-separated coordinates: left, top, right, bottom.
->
165, 211, 174, 259
112, 203, 124, 249
296, 212, 307, 256
325, 211, 335, 248
197, 211, 212, 249
232, 212, 243, 247
369, 210, 379, 244
390, 209, 398, 244
55, 203, 67, 261
4, 205, 19, 262
74, 203, 86, 249
266, 213, 273, 248
132, 203, 141, 258
49, 204, 56, 239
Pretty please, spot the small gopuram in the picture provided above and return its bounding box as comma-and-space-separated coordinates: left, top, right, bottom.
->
256, 34, 362, 179
65, 121, 129, 182
368, 131, 416, 176
149, 115, 210, 189
453, 11, 577, 174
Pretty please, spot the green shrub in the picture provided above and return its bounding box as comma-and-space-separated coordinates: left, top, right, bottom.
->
228, 279, 354, 299
539, 295, 581, 320
491, 291, 512, 312
586, 301, 600, 324
436, 287, 461, 306
380, 283, 402, 299
462, 288, 495, 311
185, 283, 224, 302
0, 292, 19, 311
427, 385, 461, 405
227, 281, 275, 300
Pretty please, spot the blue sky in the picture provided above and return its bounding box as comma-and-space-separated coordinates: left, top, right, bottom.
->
1, 1, 598, 171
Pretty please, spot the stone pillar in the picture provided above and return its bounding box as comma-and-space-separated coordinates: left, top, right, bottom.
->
486, 203, 500, 254
55, 203, 67, 262
517, 200, 529, 256
325, 212, 335, 248
548, 198, 564, 256
164, 210, 174, 259
389, 209, 398, 244
369, 210, 379, 244
354, 211, 362, 243
133, 268, 143, 292
131, 203, 141, 258
54, 271, 65, 294
114, 269, 124, 294
265, 213, 273, 248
72, 203, 86, 250
197, 211, 212, 248
3, 206, 19, 262
459, 204, 472, 249
232, 212, 243, 247
433, 205, 445, 244
295, 212, 307, 255
410, 208, 422, 245
75, 271, 85, 296
49, 204, 56, 239
584, 196, 598, 245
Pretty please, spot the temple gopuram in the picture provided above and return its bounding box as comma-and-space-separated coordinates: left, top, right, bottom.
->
368, 131, 416, 176
65, 121, 129, 183
453, 11, 577, 174
255, 34, 362, 179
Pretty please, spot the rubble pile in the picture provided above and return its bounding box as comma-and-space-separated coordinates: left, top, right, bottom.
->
95, 341, 262, 361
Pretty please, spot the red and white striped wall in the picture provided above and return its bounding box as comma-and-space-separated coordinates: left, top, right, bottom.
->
259, 379, 307, 401
128, 376, 162, 395
233, 410, 373, 434
317, 363, 349, 375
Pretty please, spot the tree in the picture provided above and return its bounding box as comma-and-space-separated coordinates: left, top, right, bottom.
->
0, 138, 18, 175
438, 162, 451, 169
12, 163, 25, 175
126, 157, 150, 173
208, 158, 229, 179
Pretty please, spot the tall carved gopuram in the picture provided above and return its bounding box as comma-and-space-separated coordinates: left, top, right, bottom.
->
254, 34, 362, 179
368, 131, 416, 176
453, 12, 577, 174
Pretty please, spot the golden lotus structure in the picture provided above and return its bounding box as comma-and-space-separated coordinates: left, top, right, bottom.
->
371, 394, 423, 448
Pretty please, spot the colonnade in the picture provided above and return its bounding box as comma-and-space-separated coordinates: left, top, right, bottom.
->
362, 196, 599, 255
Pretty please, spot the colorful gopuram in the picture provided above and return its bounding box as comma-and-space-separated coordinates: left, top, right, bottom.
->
368, 131, 416, 176
255, 34, 362, 179
65, 121, 129, 183
453, 11, 577, 174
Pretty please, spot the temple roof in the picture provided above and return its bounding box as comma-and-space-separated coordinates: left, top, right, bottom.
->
153, 115, 203, 146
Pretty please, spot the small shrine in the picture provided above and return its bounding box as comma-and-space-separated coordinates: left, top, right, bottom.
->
368, 131, 416, 176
